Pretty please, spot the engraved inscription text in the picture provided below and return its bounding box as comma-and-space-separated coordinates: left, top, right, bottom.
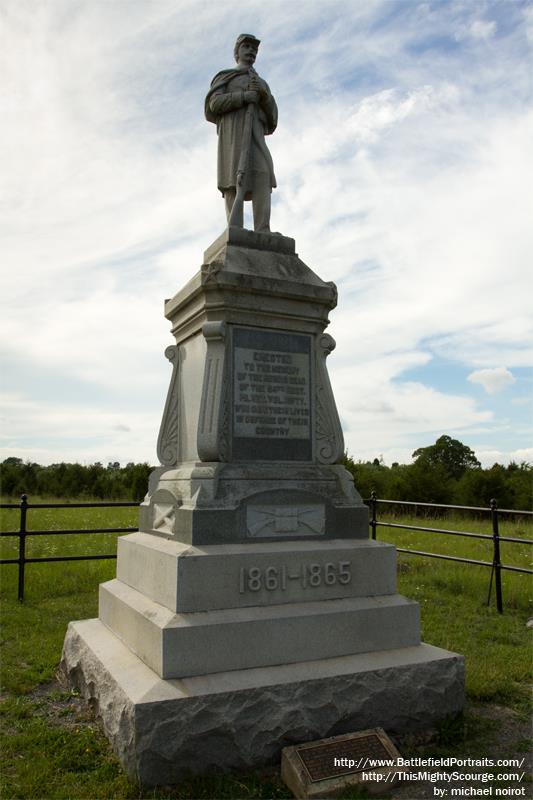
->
239, 561, 352, 593
234, 347, 310, 439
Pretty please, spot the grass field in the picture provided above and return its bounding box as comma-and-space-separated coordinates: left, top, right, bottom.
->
373, 511, 532, 705
1, 500, 532, 799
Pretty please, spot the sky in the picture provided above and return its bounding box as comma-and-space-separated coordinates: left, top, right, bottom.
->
1, 0, 532, 469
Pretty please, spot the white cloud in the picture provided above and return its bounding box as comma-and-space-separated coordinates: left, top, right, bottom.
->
525, 5, 533, 43
1, 0, 531, 467
467, 367, 516, 394
455, 19, 497, 42
476, 448, 533, 468
471, 20, 497, 40
336, 369, 492, 464
0, 392, 159, 465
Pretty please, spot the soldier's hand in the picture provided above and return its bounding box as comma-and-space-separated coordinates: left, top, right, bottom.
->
244, 90, 259, 104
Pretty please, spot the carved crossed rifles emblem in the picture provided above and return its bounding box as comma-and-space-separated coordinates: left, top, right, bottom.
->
153, 504, 175, 533
248, 506, 324, 536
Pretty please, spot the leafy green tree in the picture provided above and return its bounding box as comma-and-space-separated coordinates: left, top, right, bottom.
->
343, 454, 388, 500
382, 464, 415, 501
128, 463, 152, 501
0, 458, 24, 496
412, 435, 480, 480
401, 460, 453, 504
455, 464, 509, 508
456, 461, 532, 509
505, 462, 532, 510
1, 447, 527, 509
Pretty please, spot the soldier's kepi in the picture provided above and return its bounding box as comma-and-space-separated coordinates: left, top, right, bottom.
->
205, 34, 277, 232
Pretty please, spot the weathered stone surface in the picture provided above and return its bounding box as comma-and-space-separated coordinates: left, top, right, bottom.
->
60, 622, 139, 779
165, 234, 336, 345
139, 462, 368, 545
204, 227, 296, 261
116, 534, 398, 612
60, 619, 465, 787
143, 230, 369, 546
99, 580, 420, 678
60, 218, 466, 789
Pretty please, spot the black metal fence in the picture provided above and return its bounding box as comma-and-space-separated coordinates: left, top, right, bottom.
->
0, 495, 137, 601
1, 494, 532, 612
368, 493, 533, 613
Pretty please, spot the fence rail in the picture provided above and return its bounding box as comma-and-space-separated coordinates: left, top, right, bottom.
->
368, 493, 533, 613
0, 494, 137, 601
1, 494, 532, 611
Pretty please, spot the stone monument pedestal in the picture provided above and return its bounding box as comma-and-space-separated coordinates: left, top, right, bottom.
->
61, 229, 464, 785
63, 621, 462, 785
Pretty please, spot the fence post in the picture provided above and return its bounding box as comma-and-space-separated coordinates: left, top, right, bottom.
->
18, 494, 28, 602
489, 498, 503, 614
370, 491, 377, 540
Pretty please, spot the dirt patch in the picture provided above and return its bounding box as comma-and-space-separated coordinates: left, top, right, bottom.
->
391, 702, 532, 800
27, 677, 100, 733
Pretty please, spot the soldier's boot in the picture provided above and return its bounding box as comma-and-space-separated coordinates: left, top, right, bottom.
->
252, 173, 271, 232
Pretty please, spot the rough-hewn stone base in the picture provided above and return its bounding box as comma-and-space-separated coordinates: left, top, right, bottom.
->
60, 619, 464, 787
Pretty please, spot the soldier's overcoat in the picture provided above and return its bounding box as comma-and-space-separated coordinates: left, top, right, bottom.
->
205, 67, 277, 198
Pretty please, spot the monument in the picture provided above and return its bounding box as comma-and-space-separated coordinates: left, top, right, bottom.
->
61, 35, 464, 786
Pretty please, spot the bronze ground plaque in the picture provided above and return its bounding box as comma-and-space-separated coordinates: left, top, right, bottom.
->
281, 728, 401, 799
297, 731, 393, 781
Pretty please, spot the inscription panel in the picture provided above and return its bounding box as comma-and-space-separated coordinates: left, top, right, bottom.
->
232, 328, 312, 461
234, 347, 310, 439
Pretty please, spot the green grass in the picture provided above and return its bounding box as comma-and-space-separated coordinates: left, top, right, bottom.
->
1, 502, 136, 694
0, 689, 291, 800
0, 694, 136, 799
1, 503, 532, 798
373, 513, 532, 706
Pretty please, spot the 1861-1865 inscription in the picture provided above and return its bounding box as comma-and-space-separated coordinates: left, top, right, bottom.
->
232, 327, 312, 461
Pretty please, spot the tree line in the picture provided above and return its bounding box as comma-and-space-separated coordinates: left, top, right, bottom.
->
343, 436, 531, 510
1, 436, 531, 509
0, 459, 152, 502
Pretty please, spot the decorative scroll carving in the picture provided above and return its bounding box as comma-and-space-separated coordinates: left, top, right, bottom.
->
156, 346, 180, 466
218, 381, 230, 462
197, 321, 227, 462
315, 333, 344, 464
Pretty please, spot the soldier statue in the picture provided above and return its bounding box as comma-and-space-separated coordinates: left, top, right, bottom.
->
205, 34, 277, 232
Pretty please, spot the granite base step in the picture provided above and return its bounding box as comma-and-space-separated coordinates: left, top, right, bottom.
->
61, 618, 464, 786
99, 578, 420, 678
